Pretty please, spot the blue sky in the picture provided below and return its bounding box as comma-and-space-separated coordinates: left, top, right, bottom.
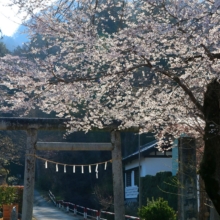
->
0, 0, 55, 37
0, 1, 23, 36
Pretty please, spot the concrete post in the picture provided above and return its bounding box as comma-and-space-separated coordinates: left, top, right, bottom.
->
22, 128, 38, 220
178, 137, 198, 220
111, 130, 125, 220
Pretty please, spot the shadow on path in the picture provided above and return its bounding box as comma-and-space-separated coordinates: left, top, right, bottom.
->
33, 190, 82, 220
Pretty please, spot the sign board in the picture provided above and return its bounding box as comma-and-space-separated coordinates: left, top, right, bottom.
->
125, 186, 139, 199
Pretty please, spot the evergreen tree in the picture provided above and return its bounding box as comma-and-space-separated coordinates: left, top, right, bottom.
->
0, 42, 9, 57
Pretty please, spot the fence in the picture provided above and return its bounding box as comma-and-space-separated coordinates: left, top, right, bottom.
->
48, 190, 140, 220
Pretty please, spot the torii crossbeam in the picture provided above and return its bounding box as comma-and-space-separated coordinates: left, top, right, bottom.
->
0, 117, 126, 220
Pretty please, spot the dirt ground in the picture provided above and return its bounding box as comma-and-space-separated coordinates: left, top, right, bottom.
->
0, 218, 36, 220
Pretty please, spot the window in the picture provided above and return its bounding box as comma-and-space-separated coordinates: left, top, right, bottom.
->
134, 168, 139, 186
126, 171, 131, 187
125, 167, 140, 187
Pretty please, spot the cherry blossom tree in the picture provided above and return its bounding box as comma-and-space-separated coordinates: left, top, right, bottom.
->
0, 0, 220, 216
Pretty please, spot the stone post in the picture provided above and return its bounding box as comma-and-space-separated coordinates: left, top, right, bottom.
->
22, 128, 38, 220
111, 130, 125, 220
178, 137, 198, 220
10, 206, 18, 220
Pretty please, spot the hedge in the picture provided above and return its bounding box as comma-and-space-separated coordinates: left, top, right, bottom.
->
140, 172, 178, 211
0, 186, 23, 213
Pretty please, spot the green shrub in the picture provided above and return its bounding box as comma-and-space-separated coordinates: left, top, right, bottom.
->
138, 197, 176, 220
0, 186, 16, 206
0, 186, 23, 213
141, 172, 178, 211
14, 186, 23, 213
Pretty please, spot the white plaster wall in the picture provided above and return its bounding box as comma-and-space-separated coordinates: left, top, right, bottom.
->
125, 157, 172, 177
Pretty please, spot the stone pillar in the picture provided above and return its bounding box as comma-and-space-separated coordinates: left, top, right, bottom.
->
111, 130, 125, 220
22, 128, 38, 220
210, 204, 220, 220
178, 137, 198, 220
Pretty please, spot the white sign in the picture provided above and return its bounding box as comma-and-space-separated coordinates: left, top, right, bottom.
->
125, 186, 139, 199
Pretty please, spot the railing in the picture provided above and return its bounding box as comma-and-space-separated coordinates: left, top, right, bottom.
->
48, 190, 140, 220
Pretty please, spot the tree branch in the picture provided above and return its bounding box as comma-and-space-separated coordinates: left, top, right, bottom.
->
155, 68, 204, 114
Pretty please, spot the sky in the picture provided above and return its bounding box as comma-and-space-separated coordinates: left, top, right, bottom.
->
0, 0, 56, 37
0, 1, 23, 37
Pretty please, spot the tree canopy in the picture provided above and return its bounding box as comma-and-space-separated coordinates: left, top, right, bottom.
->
0, 0, 218, 136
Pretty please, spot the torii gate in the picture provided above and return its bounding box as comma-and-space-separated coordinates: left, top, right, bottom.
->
0, 117, 133, 220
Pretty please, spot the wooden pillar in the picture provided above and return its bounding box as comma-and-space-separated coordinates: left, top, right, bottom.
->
178, 137, 198, 220
111, 130, 125, 220
22, 128, 38, 220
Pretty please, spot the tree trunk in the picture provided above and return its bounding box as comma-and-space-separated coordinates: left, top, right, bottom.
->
200, 79, 220, 217
199, 177, 210, 220
111, 130, 125, 220
22, 128, 38, 220
210, 203, 220, 220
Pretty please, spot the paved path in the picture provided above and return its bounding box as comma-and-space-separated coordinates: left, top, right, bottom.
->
33, 190, 82, 220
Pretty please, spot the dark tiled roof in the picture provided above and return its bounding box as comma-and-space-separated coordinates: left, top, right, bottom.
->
123, 140, 157, 161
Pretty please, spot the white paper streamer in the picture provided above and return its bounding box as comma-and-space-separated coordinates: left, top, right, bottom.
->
42, 159, 110, 176
81, 165, 84, 173
95, 164, 98, 179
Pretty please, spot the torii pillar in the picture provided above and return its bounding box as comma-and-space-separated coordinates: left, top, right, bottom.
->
0, 118, 68, 220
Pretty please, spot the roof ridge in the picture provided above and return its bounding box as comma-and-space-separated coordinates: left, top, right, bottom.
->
123, 140, 157, 160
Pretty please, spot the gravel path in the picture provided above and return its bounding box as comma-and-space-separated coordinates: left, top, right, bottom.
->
33, 190, 82, 220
